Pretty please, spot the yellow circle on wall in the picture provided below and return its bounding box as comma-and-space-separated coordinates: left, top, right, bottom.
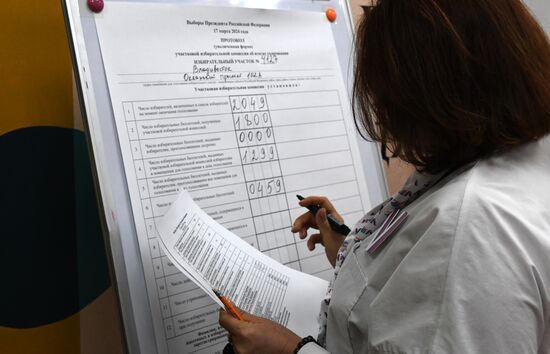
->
0, 1, 74, 135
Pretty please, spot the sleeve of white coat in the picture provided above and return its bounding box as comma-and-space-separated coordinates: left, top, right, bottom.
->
297, 342, 330, 354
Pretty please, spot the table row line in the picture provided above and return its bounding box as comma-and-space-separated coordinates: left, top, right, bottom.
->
125, 105, 344, 140
136, 164, 358, 212
128, 120, 348, 159
141, 190, 362, 237
123, 90, 342, 122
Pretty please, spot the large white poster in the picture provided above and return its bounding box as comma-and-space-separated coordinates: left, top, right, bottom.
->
96, 3, 371, 353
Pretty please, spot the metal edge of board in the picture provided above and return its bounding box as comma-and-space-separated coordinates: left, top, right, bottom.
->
61, 0, 137, 352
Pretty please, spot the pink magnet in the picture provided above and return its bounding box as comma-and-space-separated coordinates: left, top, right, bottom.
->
88, 0, 104, 13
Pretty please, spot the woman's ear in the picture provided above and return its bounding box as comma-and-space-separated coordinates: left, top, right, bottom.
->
361, 0, 377, 15
361, 5, 372, 15
381, 143, 390, 164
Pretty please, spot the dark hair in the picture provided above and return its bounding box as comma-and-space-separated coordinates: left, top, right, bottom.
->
354, 0, 550, 173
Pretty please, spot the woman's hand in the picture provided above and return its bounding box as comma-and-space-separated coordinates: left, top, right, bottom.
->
291, 196, 346, 267
219, 309, 300, 354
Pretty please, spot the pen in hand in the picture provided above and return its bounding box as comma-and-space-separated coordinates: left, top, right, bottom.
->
296, 195, 351, 236
215, 289, 241, 354
214, 289, 244, 321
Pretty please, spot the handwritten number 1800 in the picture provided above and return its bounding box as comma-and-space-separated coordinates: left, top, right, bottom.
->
234, 112, 270, 130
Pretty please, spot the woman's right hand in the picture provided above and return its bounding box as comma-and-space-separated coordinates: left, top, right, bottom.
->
291, 196, 347, 267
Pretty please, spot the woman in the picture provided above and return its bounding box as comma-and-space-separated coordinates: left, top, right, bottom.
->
219, 0, 550, 352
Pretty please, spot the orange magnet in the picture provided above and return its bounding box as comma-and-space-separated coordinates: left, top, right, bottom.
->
326, 8, 337, 22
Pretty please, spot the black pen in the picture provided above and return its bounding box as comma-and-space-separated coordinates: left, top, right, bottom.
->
296, 195, 351, 235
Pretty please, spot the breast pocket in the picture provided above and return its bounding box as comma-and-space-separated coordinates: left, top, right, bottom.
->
326, 251, 369, 353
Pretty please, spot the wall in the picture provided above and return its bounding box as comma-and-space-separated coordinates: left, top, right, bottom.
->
524, 0, 550, 33
0, 1, 124, 353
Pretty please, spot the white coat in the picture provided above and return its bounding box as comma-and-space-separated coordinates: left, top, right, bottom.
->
301, 136, 550, 353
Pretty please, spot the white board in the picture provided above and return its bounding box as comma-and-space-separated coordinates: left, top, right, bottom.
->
62, 1, 388, 353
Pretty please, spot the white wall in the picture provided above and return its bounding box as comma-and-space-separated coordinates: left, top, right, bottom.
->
523, 0, 550, 34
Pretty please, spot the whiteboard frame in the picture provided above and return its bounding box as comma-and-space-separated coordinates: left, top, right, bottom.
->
62, 1, 389, 353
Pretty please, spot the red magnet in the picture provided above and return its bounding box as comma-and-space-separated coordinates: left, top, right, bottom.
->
326, 8, 337, 22
88, 0, 104, 13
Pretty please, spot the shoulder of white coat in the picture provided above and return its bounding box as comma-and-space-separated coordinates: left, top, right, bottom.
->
460, 138, 550, 248
448, 139, 550, 298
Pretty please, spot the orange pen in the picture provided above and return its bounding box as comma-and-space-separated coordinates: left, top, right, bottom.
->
214, 289, 244, 321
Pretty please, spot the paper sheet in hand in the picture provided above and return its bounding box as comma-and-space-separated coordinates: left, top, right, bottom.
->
157, 190, 329, 337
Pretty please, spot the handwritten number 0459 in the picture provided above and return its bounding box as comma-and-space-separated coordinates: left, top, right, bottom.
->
248, 178, 282, 197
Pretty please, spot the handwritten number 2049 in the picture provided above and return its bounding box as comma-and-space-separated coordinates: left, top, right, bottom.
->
231, 96, 266, 112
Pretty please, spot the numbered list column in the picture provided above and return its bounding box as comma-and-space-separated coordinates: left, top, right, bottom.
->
123, 101, 175, 339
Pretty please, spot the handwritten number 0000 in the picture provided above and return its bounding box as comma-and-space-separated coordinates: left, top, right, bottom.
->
238, 128, 272, 144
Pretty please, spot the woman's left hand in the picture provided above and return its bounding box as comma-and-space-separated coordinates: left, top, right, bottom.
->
219, 309, 301, 354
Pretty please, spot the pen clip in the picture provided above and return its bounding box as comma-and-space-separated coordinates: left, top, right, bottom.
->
366, 210, 408, 255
